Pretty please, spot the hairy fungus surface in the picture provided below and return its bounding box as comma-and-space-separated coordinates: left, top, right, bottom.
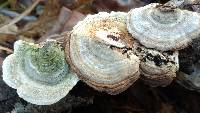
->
2, 40, 79, 105
127, 3, 200, 51
66, 12, 140, 95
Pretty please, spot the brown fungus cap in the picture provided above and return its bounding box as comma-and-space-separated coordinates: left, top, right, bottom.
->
132, 42, 179, 87
65, 12, 140, 95
127, 3, 200, 51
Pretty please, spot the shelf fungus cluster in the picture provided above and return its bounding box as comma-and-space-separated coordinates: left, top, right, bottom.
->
2, 3, 200, 105
65, 3, 200, 93
2, 40, 79, 105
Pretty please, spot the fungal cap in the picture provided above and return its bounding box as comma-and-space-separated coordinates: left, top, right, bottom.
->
141, 50, 179, 86
68, 12, 140, 94
132, 42, 179, 86
73, 12, 134, 48
177, 63, 200, 91
2, 40, 79, 105
127, 3, 200, 51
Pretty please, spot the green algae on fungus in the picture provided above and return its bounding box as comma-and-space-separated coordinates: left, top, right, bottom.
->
30, 41, 65, 74
2, 40, 79, 105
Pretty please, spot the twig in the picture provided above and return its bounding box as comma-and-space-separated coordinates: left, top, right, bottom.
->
0, 45, 13, 53
0, 0, 40, 30
0, 9, 37, 22
0, 1, 9, 9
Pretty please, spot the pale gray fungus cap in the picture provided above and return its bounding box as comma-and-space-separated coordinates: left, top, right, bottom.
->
127, 3, 200, 51
177, 62, 200, 91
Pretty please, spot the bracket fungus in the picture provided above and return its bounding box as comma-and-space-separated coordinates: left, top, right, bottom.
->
177, 41, 200, 91
2, 40, 79, 105
127, 3, 200, 51
132, 43, 179, 87
66, 12, 140, 94
177, 64, 200, 91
